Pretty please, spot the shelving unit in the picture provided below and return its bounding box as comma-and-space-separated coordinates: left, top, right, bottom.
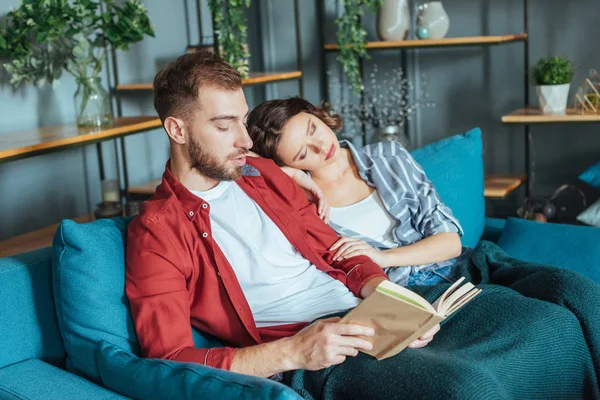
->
116, 71, 303, 91
484, 175, 528, 198
114, 0, 305, 199
0, 116, 161, 256
324, 34, 527, 51
317, 1, 530, 200
0, 116, 160, 164
502, 107, 600, 123
0, 214, 95, 258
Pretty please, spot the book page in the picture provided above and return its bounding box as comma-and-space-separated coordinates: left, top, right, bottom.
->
432, 277, 465, 313
438, 282, 475, 315
377, 280, 436, 314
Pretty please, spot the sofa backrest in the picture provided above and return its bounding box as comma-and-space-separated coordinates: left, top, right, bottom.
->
411, 128, 485, 248
0, 247, 65, 369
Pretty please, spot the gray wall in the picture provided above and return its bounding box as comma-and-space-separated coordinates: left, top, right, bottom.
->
1, 0, 599, 240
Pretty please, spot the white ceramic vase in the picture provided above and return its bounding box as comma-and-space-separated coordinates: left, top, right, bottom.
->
536, 83, 571, 115
417, 1, 450, 40
377, 0, 410, 41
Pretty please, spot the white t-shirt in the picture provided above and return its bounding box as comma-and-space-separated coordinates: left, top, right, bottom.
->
329, 191, 398, 248
191, 181, 360, 328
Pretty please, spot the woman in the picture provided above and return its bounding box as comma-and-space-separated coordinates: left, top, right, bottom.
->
247, 97, 468, 286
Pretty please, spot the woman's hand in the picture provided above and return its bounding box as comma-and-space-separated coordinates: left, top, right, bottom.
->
408, 324, 440, 349
329, 237, 389, 268
282, 166, 330, 223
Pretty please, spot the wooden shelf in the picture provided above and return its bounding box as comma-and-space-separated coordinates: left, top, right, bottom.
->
484, 174, 527, 198
116, 71, 303, 91
0, 214, 95, 258
324, 34, 527, 51
128, 179, 162, 195
0, 116, 162, 164
502, 108, 600, 124
242, 71, 302, 85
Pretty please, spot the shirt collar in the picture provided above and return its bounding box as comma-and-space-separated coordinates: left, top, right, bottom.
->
338, 139, 373, 182
159, 159, 262, 221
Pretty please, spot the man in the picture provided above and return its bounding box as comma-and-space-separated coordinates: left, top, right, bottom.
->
125, 51, 438, 378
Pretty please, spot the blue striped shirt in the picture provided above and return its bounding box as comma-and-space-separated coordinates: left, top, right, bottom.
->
330, 140, 464, 285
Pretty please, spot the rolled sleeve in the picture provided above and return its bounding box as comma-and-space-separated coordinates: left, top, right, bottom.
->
393, 144, 463, 238
418, 202, 464, 238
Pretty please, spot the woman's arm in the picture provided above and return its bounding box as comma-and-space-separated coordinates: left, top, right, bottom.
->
379, 232, 461, 268
330, 232, 462, 268
249, 150, 329, 222
281, 167, 329, 223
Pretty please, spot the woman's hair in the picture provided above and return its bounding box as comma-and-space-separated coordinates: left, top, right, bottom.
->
247, 97, 343, 165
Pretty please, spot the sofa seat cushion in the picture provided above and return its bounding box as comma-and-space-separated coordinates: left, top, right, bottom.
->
411, 128, 485, 248
0, 359, 128, 399
96, 341, 300, 400
497, 217, 600, 283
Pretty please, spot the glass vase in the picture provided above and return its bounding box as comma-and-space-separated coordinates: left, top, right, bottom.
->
74, 77, 112, 128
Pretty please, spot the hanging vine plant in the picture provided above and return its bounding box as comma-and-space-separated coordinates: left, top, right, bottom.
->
336, 0, 382, 94
208, 0, 251, 79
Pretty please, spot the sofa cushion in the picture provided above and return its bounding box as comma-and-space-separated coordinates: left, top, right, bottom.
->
96, 341, 301, 400
0, 359, 127, 399
52, 217, 139, 382
0, 247, 65, 369
577, 199, 600, 227
411, 128, 485, 248
52, 216, 223, 383
579, 161, 600, 189
497, 217, 600, 283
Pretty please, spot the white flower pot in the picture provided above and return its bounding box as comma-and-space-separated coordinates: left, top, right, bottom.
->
417, 1, 450, 40
377, 0, 410, 41
536, 83, 571, 115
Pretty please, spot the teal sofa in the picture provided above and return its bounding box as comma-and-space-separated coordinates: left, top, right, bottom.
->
1, 128, 598, 399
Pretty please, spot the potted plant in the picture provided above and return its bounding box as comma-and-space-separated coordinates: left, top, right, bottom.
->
0, 0, 154, 128
208, 0, 251, 79
532, 55, 575, 115
336, 0, 383, 94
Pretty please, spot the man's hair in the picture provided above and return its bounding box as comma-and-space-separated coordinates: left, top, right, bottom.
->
246, 97, 343, 166
153, 51, 242, 124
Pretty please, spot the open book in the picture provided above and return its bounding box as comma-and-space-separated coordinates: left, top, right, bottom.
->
340, 277, 482, 360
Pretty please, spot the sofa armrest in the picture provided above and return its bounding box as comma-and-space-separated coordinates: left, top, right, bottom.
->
481, 217, 507, 243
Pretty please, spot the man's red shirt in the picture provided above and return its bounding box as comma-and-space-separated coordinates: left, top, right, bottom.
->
125, 157, 388, 370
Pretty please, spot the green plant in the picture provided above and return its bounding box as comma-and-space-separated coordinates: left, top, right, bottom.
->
531, 56, 575, 86
336, 0, 382, 95
0, 0, 154, 88
208, 0, 250, 79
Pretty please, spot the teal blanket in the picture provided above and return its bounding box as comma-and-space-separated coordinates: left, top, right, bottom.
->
283, 241, 600, 399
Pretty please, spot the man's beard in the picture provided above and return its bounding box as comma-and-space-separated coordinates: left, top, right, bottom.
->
188, 136, 248, 181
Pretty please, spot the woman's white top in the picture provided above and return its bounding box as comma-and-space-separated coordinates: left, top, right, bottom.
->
329, 190, 398, 249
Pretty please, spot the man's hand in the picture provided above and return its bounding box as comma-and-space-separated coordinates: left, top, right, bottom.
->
330, 237, 390, 267
283, 317, 374, 371
408, 323, 440, 348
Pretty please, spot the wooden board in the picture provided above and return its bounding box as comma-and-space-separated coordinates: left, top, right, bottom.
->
128, 179, 162, 195
0, 116, 162, 163
502, 108, 600, 123
484, 174, 527, 198
324, 34, 527, 51
117, 71, 302, 91
0, 214, 95, 258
